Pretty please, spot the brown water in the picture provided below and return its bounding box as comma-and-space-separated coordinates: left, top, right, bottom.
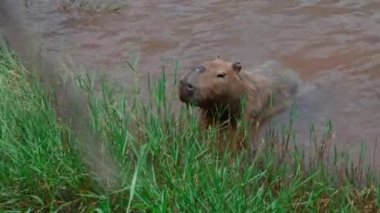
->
2, 0, 380, 167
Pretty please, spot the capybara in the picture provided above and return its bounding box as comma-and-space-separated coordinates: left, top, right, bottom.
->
178, 57, 300, 152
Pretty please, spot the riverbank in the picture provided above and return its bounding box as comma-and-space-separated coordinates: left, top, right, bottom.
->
0, 40, 378, 212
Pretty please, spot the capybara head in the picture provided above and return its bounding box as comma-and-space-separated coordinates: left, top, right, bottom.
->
179, 58, 246, 110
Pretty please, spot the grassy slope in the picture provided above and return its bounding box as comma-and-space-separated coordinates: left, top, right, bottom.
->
0, 40, 379, 212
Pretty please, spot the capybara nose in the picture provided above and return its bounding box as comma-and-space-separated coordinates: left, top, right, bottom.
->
186, 83, 194, 91
180, 79, 194, 92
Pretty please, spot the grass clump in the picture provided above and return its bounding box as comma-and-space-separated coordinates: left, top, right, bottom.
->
0, 39, 379, 212
0, 39, 98, 210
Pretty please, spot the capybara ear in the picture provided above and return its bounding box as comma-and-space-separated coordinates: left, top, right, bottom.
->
232, 62, 242, 73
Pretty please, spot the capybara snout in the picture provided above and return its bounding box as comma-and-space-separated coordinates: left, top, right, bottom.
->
179, 64, 206, 94
179, 64, 203, 106
179, 79, 195, 104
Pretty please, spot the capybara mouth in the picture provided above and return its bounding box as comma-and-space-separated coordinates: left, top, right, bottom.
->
179, 83, 193, 103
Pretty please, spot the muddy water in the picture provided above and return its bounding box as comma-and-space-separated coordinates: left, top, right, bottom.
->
2, 0, 380, 167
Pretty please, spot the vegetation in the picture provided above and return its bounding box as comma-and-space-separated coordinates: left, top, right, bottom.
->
0, 38, 379, 212
59, 0, 128, 14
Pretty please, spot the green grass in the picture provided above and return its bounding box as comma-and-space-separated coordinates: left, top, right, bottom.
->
0, 39, 379, 212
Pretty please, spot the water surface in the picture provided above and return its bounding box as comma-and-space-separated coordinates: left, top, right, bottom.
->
2, 0, 380, 167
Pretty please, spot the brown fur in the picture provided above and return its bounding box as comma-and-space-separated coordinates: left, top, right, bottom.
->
179, 57, 300, 153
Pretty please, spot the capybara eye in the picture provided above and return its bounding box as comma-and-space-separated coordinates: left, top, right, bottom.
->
217, 73, 226, 78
